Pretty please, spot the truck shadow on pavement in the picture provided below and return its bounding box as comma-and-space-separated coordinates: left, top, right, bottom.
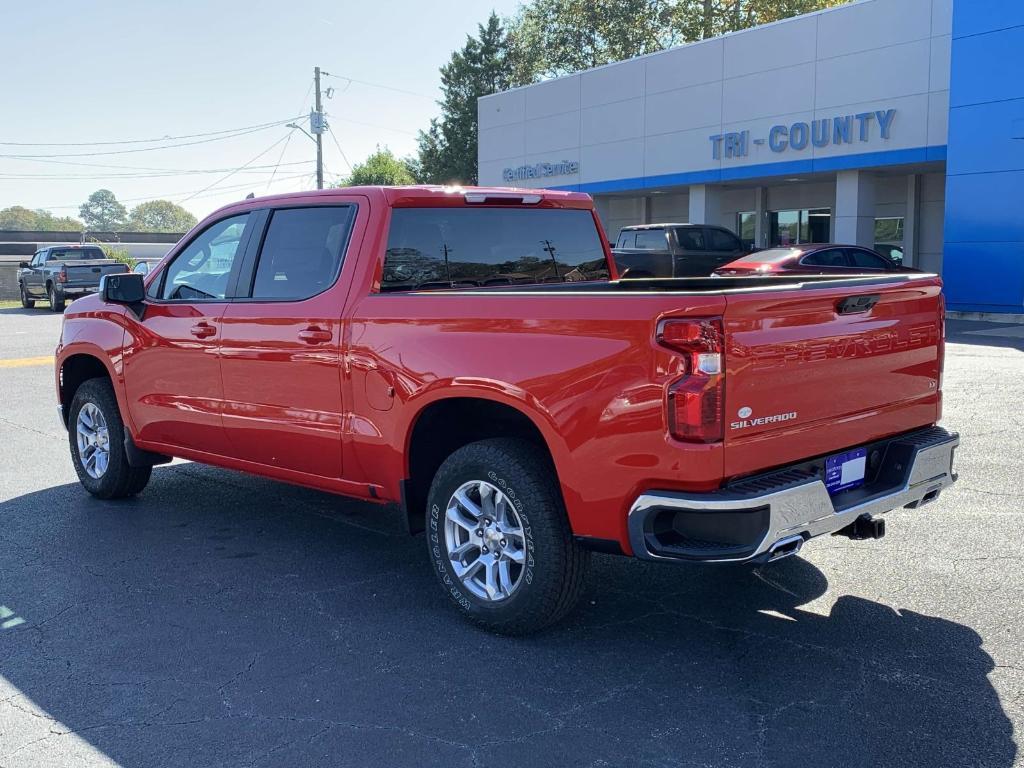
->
0, 463, 1015, 768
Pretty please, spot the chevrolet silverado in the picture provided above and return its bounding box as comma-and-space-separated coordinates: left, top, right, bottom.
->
54, 186, 958, 633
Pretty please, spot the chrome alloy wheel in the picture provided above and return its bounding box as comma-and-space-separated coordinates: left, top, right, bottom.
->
444, 480, 527, 602
76, 402, 110, 479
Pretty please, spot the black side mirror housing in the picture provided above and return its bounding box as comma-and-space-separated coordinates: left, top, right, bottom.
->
19, 261, 29, 268
100, 273, 145, 313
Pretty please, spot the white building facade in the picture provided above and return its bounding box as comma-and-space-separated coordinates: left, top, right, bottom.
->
478, 0, 952, 276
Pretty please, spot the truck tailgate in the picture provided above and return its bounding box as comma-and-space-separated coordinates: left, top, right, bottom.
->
722, 276, 943, 478
64, 261, 124, 287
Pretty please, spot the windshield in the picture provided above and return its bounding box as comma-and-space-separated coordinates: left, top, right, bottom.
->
729, 247, 801, 265
47, 248, 105, 261
382, 207, 609, 291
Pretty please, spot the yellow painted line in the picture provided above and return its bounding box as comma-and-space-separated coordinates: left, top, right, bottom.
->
0, 355, 54, 369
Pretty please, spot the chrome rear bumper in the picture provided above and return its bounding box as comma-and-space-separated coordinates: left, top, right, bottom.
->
628, 426, 959, 563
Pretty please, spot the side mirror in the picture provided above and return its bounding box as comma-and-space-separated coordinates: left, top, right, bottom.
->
100, 272, 145, 305
19, 261, 29, 268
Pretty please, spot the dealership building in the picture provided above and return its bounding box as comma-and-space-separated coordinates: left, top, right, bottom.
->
478, 0, 1024, 314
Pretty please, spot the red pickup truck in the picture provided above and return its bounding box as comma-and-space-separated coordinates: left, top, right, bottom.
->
55, 186, 958, 633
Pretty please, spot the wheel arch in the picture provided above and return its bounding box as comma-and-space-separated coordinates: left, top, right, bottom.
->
402, 394, 563, 536
57, 351, 118, 429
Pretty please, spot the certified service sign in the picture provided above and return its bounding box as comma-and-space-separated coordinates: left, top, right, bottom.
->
502, 160, 579, 183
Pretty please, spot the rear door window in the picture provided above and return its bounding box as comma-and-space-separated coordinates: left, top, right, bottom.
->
249, 206, 356, 300
801, 248, 849, 268
632, 230, 667, 250
846, 248, 891, 270
381, 207, 609, 291
675, 228, 705, 252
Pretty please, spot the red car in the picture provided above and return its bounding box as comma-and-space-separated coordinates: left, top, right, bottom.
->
714, 244, 912, 276
54, 187, 956, 633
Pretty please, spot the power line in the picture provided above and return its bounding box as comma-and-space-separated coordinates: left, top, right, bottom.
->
327, 113, 417, 137
323, 72, 434, 100
267, 74, 316, 191
0, 118, 303, 159
0, 117, 306, 147
265, 131, 296, 191
180, 130, 296, 202
326, 126, 353, 175
38, 171, 312, 211
0, 160, 314, 181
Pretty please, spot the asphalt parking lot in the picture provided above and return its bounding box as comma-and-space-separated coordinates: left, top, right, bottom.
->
0, 306, 1021, 767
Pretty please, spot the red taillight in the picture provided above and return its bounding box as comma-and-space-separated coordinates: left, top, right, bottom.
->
57, 268, 67, 283
658, 318, 724, 443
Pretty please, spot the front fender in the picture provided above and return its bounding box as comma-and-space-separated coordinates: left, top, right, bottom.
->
55, 302, 131, 432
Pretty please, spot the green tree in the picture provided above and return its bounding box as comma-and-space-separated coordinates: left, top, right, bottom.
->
683, 0, 849, 38
126, 200, 198, 232
505, 0, 851, 76
340, 147, 417, 186
35, 210, 84, 231
0, 206, 42, 230
79, 189, 127, 232
416, 13, 530, 184
508, 0, 684, 78
0, 206, 83, 231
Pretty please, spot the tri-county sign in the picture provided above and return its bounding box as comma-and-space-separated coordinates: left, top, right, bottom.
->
709, 108, 897, 160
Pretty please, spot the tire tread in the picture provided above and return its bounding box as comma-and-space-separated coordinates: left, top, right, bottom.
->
427, 438, 588, 635
69, 378, 151, 499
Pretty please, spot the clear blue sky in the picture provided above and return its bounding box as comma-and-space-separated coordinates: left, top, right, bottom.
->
1, 0, 523, 221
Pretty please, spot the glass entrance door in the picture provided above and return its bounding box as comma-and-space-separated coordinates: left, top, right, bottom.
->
769, 209, 831, 246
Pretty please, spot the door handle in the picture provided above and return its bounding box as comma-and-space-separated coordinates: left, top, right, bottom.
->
190, 322, 217, 339
836, 294, 880, 315
298, 326, 333, 344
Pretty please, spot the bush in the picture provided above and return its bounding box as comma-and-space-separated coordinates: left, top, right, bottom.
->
88, 239, 136, 269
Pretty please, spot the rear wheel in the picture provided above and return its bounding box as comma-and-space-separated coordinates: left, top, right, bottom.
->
48, 284, 65, 312
426, 438, 589, 634
19, 283, 34, 308
68, 378, 151, 499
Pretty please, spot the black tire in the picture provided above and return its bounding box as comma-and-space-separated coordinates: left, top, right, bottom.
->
426, 438, 589, 635
68, 378, 152, 499
19, 283, 34, 308
48, 284, 65, 312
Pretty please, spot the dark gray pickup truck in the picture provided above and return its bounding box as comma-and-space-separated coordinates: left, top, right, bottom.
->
18, 245, 125, 311
612, 223, 750, 278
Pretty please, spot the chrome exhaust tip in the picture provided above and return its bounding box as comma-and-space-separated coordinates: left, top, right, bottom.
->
766, 535, 804, 562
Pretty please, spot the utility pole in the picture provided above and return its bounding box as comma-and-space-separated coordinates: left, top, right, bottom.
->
314, 66, 324, 190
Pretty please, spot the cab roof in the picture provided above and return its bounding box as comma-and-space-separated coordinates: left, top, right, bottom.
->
207, 185, 594, 220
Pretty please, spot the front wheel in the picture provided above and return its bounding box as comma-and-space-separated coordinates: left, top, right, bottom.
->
68, 378, 151, 499
19, 283, 34, 308
48, 284, 65, 312
426, 438, 589, 634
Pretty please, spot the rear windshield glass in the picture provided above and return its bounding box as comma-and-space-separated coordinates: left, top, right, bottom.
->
729, 247, 801, 265
48, 248, 105, 260
381, 208, 609, 292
